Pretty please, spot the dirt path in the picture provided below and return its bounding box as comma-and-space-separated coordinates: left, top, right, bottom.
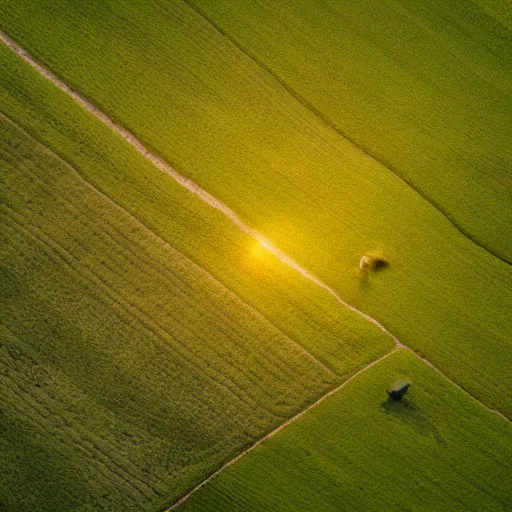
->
1, 29, 509, 511
2, 28, 508, 420
166, 347, 401, 511
0, 110, 338, 380
0, 28, 402, 349
167, 348, 511, 510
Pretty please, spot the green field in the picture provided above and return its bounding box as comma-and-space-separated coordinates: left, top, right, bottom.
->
0, 37, 396, 509
192, 0, 512, 262
0, 0, 511, 510
0, 0, 510, 416
0, 41, 394, 379
180, 350, 512, 512
0, 114, 325, 510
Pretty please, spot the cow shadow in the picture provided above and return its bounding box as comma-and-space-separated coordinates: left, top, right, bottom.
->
357, 260, 390, 293
380, 397, 446, 446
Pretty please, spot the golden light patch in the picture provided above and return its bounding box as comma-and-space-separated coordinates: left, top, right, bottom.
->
251, 235, 275, 260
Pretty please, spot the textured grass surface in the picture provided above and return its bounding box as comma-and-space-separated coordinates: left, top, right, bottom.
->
180, 350, 512, 512
0, 115, 328, 511
0, 44, 396, 510
0, 42, 393, 378
1, 1, 511, 510
0, 0, 510, 417
193, 0, 512, 262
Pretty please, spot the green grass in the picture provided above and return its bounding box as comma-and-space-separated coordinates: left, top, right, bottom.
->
0, 41, 394, 378
1, 1, 511, 510
0, 45, 397, 510
179, 349, 512, 512
0, 0, 510, 417
0, 115, 330, 510
193, 0, 512, 262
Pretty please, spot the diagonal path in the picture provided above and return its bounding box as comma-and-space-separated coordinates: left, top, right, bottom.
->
0, 110, 337, 380
1, 29, 507, 423
166, 347, 400, 510
166, 347, 511, 511
0, 28, 402, 348
1, 29, 509, 511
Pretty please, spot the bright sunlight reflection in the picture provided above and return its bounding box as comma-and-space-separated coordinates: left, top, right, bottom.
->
251, 235, 275, 260
257, 235, 273, 251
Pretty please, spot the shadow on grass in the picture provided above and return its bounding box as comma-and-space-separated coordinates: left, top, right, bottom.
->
358, 274, 372, 294
357, 262, 390, 294
380, 398, 446, 446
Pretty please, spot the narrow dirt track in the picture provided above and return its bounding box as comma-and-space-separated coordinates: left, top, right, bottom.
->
1, 29, 509, 512
166, 347, 400, 511
0, 110, 337, 380
0, 28, 402, 349
167, 349, 511, 511
1, 26, 507, 419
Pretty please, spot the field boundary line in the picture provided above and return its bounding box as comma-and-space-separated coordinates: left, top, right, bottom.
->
413, 352, 511, 423
165, 347, 400, 510
0, 110, 337, 381
166, 347, 511, 509
0, 29, 404, 349
0, 29, 402, 357
2, 28, 511, 510
2, 30, 509, 425
183, 0, 511, 267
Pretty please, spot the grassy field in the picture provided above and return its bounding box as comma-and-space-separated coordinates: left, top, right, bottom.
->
0, 42, 394, 379
192, 0, 512, 263
0, 114, 326, 510
1, 1, 511, 510
0, 37, 400, 509
179, 349, 512, 512
0, 0, 510, 417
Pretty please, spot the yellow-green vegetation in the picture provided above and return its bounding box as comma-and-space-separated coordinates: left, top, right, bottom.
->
180, 350, 512, 512
0, 43, 394, 510
0, 0, 510, 418
193, 0, 512, 263
1, 1, 511, 511
0, 42, 393, 378
0, 115, 325, 510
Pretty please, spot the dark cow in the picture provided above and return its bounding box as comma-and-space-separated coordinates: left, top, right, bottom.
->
387, 380, 411, 401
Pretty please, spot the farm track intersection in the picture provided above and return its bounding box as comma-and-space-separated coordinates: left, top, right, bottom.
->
0, 28, 509, 511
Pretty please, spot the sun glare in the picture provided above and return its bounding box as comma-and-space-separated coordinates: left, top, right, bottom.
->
257, 235, 273, 251
250, 235, 274, 260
